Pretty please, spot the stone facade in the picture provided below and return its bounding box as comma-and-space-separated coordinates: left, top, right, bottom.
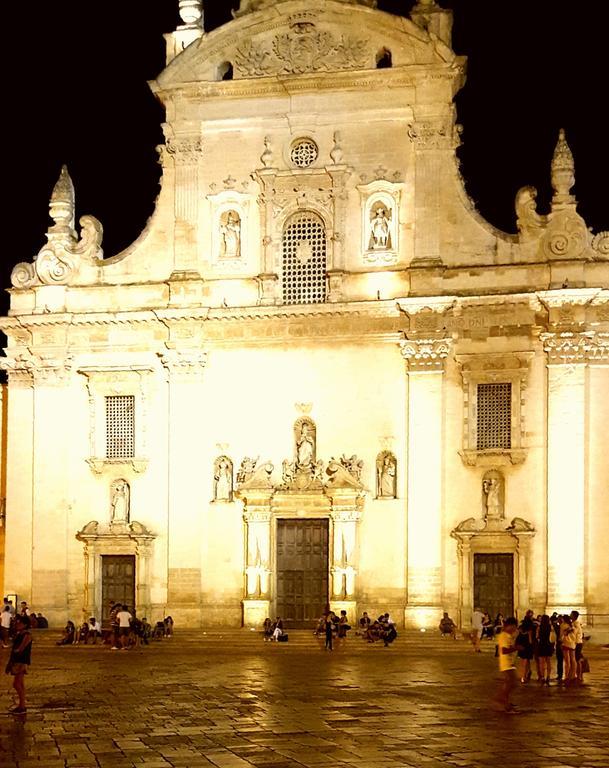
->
1, 0, 608, 629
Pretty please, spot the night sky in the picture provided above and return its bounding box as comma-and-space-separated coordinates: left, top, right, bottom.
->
2, 0, 607, 316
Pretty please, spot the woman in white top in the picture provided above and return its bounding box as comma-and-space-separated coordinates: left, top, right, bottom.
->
560, 616, 577, 684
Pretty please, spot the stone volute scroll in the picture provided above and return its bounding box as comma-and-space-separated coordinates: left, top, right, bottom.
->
376, 451, 397, 499
213, 456, 234, 502
110, 479, 130, 524
11, 165, 103, 289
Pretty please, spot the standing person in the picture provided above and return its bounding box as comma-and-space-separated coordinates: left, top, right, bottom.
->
570, 610, 584, 684
19, 601, 30, 617
492, 616, 521, 713
471, 607, 485, 652
551, 613, 564, 682
560, 615, 577, 684
517, 610, 536, 683
5, 614, 32, 715
1, 604, 12, 648
116, 604, 133, 650
108, 601, 121, 649
535, 614, 556, 685
324, 611, 335, 651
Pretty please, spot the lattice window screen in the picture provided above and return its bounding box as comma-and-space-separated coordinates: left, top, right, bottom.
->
282, 212, 327, 305
476, 383, 512, 450
105, 395, 135, 458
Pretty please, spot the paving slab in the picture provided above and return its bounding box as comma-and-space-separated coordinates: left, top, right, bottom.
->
0, 632, 608, 768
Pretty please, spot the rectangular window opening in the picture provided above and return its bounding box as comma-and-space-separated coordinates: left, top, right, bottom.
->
105, 395, 135, 459
476, 382, 511, 450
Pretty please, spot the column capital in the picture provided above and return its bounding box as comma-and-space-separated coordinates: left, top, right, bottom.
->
541, 331, 609, 365
158, 349, 208, 379
400, 336, 452, 372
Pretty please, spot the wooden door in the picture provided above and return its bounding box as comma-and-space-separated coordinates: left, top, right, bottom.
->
101, 555, 135, 622
276, 519, 329, 628
473, 553, 514, 619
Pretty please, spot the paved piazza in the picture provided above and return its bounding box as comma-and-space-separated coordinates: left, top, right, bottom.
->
1, 632, 608, 768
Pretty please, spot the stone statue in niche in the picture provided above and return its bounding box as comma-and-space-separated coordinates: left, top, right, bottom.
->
213, 456, 233, 502
369, 203, 392, 250
482, 472, 503, 520
110, 479, 130, 523
219, 210, 241, 258
295, 419, 316, 469
376, 452, 397, 499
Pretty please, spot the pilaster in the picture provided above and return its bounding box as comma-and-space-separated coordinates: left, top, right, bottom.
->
400, 336, 451, 627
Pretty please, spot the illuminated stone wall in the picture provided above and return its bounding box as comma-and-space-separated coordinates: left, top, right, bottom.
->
1, 1, 608, 629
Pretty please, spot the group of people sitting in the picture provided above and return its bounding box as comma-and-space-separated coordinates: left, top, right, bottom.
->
55, 606, 175, 650
1, 599, 48, 647
357, 611, 398, 645
263, 617, 286, 641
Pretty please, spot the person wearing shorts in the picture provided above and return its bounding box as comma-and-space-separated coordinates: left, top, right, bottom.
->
116, 605, 133, 650
492, 616, 520, 713
5, 614, 32, 715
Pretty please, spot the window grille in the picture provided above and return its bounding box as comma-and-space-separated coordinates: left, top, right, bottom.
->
282, 212, 327, 305
290, 139, 318, 168
105, 395, 135, 458
476, 383, 511, 450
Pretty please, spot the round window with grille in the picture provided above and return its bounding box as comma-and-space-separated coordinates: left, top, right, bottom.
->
290, 138, 318, 168
282, 212, 327, 305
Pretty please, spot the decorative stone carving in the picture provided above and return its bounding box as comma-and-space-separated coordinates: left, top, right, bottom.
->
11, 167, 103, 288
376, 451, 397, 499
541, 331, 609, 364
400, 337, 451, 372
179, 0, 202, 26
482, 470, 504, 521
515, 186, 546, 239
260, 136, 273, 168
541, 208, 588, 261
330, 131, 344, 165
213, 456, 234, 502
159, 350, 208, 379
551, 128, 575, 209
166, 136, 202, 165
234, 23, 369, 78
238, 461, 274, 489
407, 120, 461, 151
110, 479, 130, 524
358, 179, 404, 265
236, 456, 259, 485
340, 455, 363, 481
369, 204, 392, 250
295, 418, 316, 469
326, 460, 365, 490
235, 0, 377, 13
592, 231, 609, 258
507, 517, 535, 533
219, 210, 241, 258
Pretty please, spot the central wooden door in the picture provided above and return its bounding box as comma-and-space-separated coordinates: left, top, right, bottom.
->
276, 519, 329, 628
473, 553, 514, 619
101, 555, 136, 622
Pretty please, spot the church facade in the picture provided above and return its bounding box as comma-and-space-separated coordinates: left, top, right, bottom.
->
1, 0, 608, 629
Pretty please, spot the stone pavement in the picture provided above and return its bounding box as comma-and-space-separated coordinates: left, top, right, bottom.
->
1, 631, 608, 768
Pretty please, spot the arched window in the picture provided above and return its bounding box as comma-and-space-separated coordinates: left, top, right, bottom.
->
282, 211, 327, 305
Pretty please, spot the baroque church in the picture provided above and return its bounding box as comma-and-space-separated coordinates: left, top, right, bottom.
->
1, 0, 608, 630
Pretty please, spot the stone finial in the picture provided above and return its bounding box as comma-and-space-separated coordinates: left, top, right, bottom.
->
179, 0, 203, 27
551, 128, 576, 208
49, 165, 76, 241
330, 131, 344, 165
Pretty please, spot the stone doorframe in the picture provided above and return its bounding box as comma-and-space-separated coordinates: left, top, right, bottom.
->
451, 517, 535, 626
235, 464, 365, 628
76, 519, 156, 624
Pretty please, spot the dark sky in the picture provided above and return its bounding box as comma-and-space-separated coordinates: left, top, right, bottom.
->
2, 0, 607, 315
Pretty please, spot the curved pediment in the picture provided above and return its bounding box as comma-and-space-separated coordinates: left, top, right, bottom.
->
156, 0, 451, 91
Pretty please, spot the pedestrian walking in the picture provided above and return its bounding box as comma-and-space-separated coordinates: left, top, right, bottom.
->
325, 611, 335, 651
491, 616, 520, 713
5, 614, 32, 715
471, 607, 484, 652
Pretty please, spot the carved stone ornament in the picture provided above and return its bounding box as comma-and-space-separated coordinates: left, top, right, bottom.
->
159, 350, 208, 377
213, 456, 234, 502
237, 461, 275, 490
0, 352, 73, 387
376, 451, 397, 499
235, 0, 377, 14
540, 209, 589, 261
234, 22, 369, 78
165, 136, 203, 165
400, 337, 451, 371
110, 479, 131, 524
326, 459, 365, 490
338, 454, 364, 482
76, 518, 155, 541
592, 231, 609, 258
515, 186, 546, 239
452, 515, 534, 536
407, 121, 461, 151
236, 456, 259, 485
541, 331, 609, 364
551, 128, 575, 208
12, 166, 103, 288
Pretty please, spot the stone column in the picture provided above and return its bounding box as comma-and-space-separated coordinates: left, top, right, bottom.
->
253, 166, 279, 305
400, 337, 451, 627
160, 350, 208, 621
541, 332, 592, 613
